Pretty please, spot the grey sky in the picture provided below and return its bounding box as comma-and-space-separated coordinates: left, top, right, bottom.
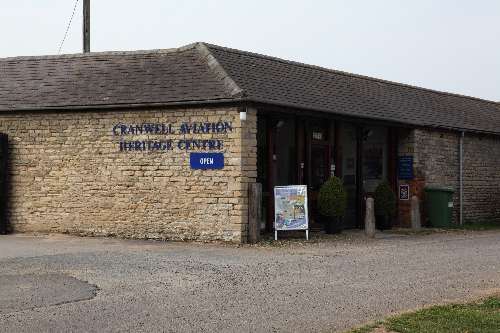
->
1, 1, 499, 101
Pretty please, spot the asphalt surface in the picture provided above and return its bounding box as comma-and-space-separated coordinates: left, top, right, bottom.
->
0, 231, 499, 333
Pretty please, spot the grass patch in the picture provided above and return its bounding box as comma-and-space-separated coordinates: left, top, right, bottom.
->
457, 220, 500, 231
349, 296, 500, 333
349, 322, 382, 333
389, 221, 500, 235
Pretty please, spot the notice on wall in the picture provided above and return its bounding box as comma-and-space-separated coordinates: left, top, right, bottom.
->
399, 184, 410, 201
274, 185, 308, 232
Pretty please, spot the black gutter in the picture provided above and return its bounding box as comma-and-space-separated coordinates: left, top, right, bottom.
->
242, 97, 500, 137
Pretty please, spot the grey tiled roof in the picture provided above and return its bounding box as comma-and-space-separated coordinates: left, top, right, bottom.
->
1, 42, 499, 134
205, 43, 500, 134
0, 45, 236, 110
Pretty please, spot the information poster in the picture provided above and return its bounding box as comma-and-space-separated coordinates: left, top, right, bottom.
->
274, 185, 308, 231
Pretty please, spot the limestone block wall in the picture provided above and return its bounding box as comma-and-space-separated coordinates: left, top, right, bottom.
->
397, 128, 500, 226
0, 106, 257, 242
463, 134, 500, 223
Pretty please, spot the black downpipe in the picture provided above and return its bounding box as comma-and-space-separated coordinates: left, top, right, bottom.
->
0, 134, 9, 234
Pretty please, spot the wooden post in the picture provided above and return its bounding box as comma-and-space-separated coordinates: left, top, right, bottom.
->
83, 0, 90, 53
248, 183, 262, 243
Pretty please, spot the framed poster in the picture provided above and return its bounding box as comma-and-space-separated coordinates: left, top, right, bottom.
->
274, 185, 309, 240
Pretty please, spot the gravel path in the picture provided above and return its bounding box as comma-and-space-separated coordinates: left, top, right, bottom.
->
0, 231, 499, 332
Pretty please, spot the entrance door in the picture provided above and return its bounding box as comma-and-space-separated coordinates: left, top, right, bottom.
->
306, 121, 332, 229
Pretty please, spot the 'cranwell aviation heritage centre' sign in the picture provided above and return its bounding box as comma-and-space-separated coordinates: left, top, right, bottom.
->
112, 121, 232, 170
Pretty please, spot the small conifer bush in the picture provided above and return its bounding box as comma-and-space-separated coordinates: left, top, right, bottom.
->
318, 176, 347, 218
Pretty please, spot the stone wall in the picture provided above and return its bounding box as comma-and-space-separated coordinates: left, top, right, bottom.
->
463, 133, 500, 223
397, 128, 500, 226
0, 106, 257, 242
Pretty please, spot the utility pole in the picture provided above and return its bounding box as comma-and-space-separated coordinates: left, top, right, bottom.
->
83, 0, 90, 53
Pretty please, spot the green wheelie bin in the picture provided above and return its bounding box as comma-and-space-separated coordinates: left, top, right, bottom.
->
424, 186, 455, 228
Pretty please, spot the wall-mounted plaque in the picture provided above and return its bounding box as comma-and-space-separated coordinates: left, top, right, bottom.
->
399, 184, 410, 201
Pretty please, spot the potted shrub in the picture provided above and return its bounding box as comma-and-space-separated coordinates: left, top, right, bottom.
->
374, 181, 396, 230
318, 176, 347, 234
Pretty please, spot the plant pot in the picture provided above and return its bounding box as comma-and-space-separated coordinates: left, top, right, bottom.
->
376, 215, 392, 230
320, 215, 342, 234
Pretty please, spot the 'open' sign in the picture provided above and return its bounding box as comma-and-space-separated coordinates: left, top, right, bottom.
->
190, 153, 224, 170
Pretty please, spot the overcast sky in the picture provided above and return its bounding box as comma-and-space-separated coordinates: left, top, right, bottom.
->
1, 1, 499, 101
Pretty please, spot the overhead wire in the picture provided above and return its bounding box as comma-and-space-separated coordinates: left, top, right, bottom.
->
57, 0, 80, 54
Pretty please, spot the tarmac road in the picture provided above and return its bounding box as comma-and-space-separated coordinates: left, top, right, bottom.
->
0, 231, 499, 332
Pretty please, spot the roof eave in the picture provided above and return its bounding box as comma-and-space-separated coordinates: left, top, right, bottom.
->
0, 97, 244, 113
2, 97, 499, 136
244, 97, 500, 136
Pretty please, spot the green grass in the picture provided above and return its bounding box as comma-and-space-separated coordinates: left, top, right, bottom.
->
349, 322, 382, 333
457, 220, 500, 231
349, 296, 500, 333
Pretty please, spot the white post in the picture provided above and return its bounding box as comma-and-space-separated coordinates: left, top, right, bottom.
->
411, 195, 421, 230
365, 197, 376, 238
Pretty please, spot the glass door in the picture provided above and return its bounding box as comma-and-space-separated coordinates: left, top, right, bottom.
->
306, 121, 331, 229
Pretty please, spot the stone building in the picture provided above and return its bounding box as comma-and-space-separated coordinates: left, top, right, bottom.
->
0, 42, 499, 242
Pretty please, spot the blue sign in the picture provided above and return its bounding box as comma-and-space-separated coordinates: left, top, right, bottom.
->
398, 156, 414, 180
190, 153, 224, 170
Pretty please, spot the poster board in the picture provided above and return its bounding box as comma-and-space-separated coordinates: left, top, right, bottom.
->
274, 185, 309, 240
